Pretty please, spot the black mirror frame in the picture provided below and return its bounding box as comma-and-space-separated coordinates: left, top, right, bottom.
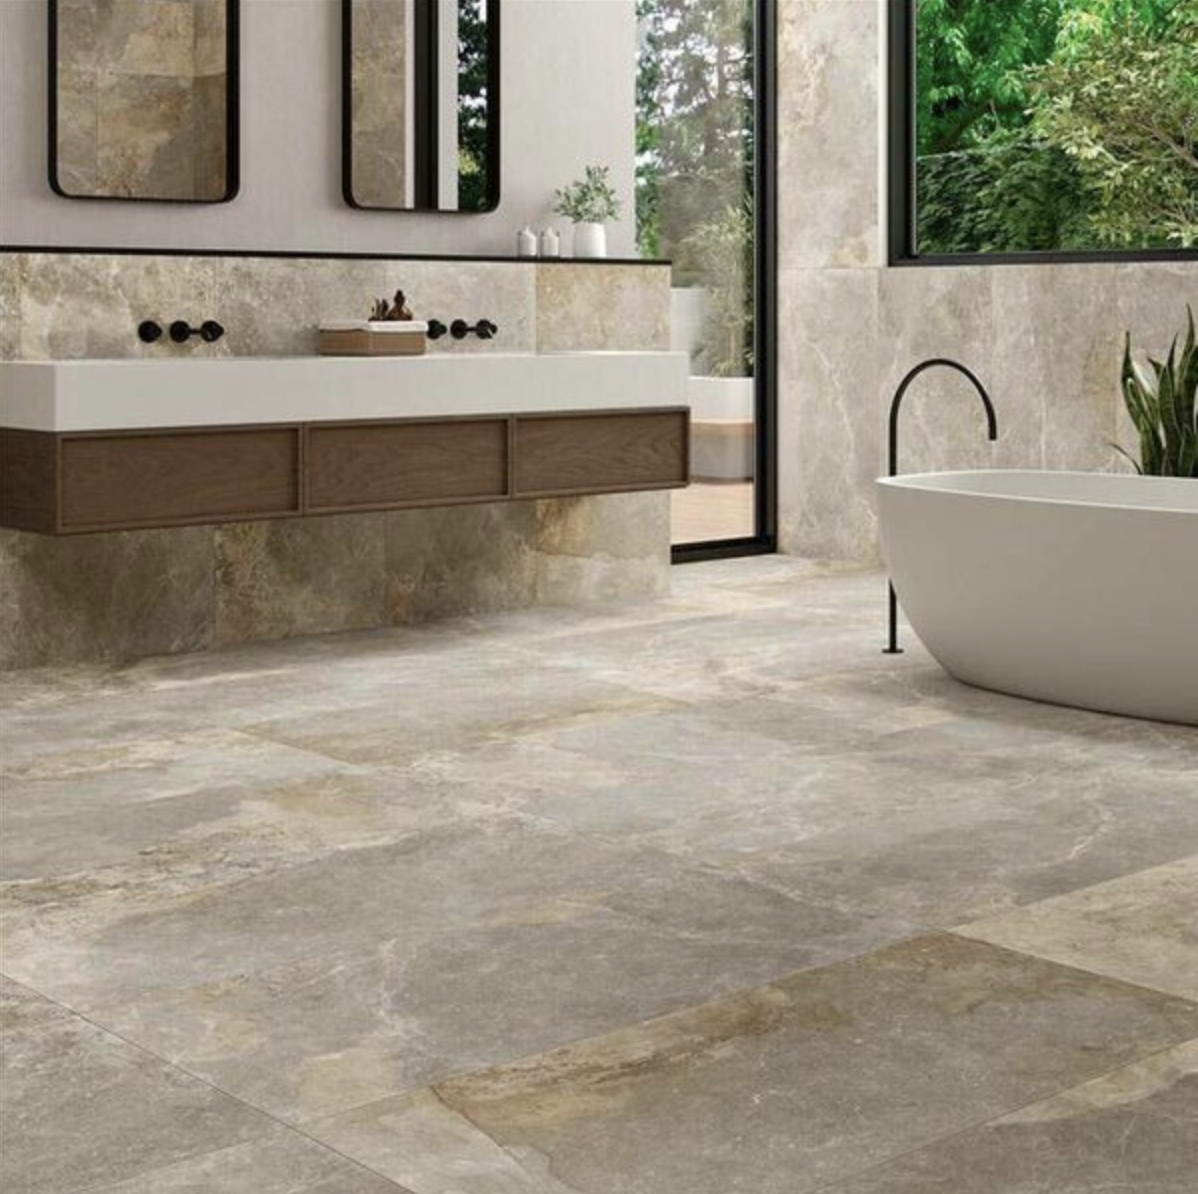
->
341, 0, 501, 214
47, 0, 241, 204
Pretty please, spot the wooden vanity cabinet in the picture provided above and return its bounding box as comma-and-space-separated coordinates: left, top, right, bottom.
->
0, 408, 689, 535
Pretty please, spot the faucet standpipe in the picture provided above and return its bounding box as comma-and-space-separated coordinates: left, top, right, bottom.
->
884, 358, 999, 655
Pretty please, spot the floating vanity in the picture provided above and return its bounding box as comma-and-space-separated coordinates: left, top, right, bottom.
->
0, 353, 690, 535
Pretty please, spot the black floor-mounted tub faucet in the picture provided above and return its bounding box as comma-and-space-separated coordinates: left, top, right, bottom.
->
883, 358, 999, 654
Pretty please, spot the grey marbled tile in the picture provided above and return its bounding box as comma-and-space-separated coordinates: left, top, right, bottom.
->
0, 526, 215, 670
0, 977, 272, 1194
534, 492, 671, 605
307, 1089, 574, 1193
0, 252, 23, 359
85, 1127, 408, 1193
0, 731, 390, 883
824, 1039, 1198, 1194
14, 253, 222, 360
959, 856, 1198, 1001
777, 267, 881, 560
778, 0, 880, 269
385, 260, 536, 354
877, 267, 1031, 474
992, 264, 1118, 472
213, 257, 388, 357
435, 935, 1198, 1194
383, 501, 539, 622
535, 264, 671, 352
213, 515, 388, 647
9, 815, 912, 1120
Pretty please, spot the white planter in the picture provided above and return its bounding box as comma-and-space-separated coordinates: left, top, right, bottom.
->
572, 221, 607, 259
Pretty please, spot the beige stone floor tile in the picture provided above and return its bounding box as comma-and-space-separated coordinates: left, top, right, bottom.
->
957, 856, 1198, 1001
823, 1038, 1198, 1194
83, 1127, 410, 1193
433, 935, 1198, 1194
306, 1089, 573, 1193
47, 819, 912, 1121
0, 977, 274, 1194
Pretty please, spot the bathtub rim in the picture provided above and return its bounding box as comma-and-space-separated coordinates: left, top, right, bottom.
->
877, 469, 1198, 516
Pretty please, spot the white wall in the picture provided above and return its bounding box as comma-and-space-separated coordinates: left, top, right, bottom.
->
0, 0, 637, 256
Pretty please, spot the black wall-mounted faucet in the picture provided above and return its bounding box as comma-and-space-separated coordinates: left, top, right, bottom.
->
138, 320, 224, 345
884, 358, 999, 655
451, 319, 499, 341
169, 320, 225, 344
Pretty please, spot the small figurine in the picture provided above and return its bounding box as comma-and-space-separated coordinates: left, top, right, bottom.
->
369, 289, 415, 322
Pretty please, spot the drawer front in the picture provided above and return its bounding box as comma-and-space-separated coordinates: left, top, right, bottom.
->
514, 410, 689, 497
306, 419, 509, 512
60, 429, 300, 530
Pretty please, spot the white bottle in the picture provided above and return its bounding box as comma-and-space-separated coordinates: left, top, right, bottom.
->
517, 227, 538, 257
539, 227, 561, 258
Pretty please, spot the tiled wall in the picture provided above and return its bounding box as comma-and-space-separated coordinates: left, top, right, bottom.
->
775, 0, 1198, 562
0, 252, 672, 669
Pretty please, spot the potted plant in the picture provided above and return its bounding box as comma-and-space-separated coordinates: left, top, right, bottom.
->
554, 164, 622, 259
1116, 305, 1197, 478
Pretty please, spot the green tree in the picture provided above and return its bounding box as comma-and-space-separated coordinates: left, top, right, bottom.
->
1030, 7, 1198, 247
915, 0, 1193, 253
457, 0, 490, 212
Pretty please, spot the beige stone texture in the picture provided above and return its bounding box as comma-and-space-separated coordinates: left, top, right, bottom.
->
535, 263, 672, 352
774, 0, 1198, 562
1, 252, 672, 667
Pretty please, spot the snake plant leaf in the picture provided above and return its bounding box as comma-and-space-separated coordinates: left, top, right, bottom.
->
1116, 306, 1198, 479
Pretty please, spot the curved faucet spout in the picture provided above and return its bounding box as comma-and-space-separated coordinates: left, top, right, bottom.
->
888, 357, 998, 480
884, 357, 999, 654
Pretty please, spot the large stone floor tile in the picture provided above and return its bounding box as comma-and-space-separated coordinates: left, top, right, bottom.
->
958, 856, 1198, 1001
55, 825, 911, 1120
83, 1128, 410, 1193
306, 1089, 574, 1193
433, 935, 1198, 1194
823, 1038, 1198, 1194
239, 659, 681, 767
0, 730, 385, 882
0, 977, 273, 1194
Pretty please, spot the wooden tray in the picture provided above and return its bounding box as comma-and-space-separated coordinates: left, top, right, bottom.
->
318, 329, 427, 356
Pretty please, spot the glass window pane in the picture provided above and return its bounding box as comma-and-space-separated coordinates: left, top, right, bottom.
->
914, 0, 1196, 255
636, 0, 758, 545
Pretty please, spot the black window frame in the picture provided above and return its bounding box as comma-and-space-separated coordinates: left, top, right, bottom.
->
888, 0, 1198, 267
671, 0, 777, 563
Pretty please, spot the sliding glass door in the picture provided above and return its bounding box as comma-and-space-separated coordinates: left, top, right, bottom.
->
636, 0, 775, 557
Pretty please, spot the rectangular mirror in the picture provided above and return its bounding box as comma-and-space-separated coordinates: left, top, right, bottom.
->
343, 0, 500, 213
49, 0, 239, 203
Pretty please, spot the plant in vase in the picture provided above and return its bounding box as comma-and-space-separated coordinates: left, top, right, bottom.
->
554, 165, 622, 259
1116, 305, 1197, 478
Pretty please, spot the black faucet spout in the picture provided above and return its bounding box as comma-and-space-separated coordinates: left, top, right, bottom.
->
884, 358, 999, 654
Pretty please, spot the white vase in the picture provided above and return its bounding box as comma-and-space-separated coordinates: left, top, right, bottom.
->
572, 221, 607, 259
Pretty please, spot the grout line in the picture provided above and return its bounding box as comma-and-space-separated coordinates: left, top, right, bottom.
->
802, 1031, 1198, 1194
0, 973, 417, 1194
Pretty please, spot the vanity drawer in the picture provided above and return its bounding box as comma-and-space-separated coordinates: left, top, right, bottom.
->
513, 410, 689, 497
59, 428, 301, 531
305, 418, 510, 512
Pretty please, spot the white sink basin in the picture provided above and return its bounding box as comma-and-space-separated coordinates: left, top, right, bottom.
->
0, 352, 690, 432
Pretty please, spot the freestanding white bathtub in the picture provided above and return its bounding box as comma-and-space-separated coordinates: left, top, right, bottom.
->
877, 471, 1198, 726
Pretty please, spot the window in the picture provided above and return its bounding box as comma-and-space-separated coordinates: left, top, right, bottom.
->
890, 0, 1198, 262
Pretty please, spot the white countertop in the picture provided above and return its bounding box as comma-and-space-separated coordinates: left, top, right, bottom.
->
0, 352, 691, 432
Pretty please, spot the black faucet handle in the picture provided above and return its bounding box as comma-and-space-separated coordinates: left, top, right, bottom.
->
169, 320, 225, 344
450, 318, 499, 341
427, 319, 449, 341
138, 320, 163, 344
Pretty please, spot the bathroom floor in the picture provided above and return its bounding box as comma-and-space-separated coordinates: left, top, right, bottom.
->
2, 557, 1195, 1194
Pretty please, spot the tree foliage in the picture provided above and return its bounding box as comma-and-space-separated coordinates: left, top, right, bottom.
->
916, 0, 1196, 252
